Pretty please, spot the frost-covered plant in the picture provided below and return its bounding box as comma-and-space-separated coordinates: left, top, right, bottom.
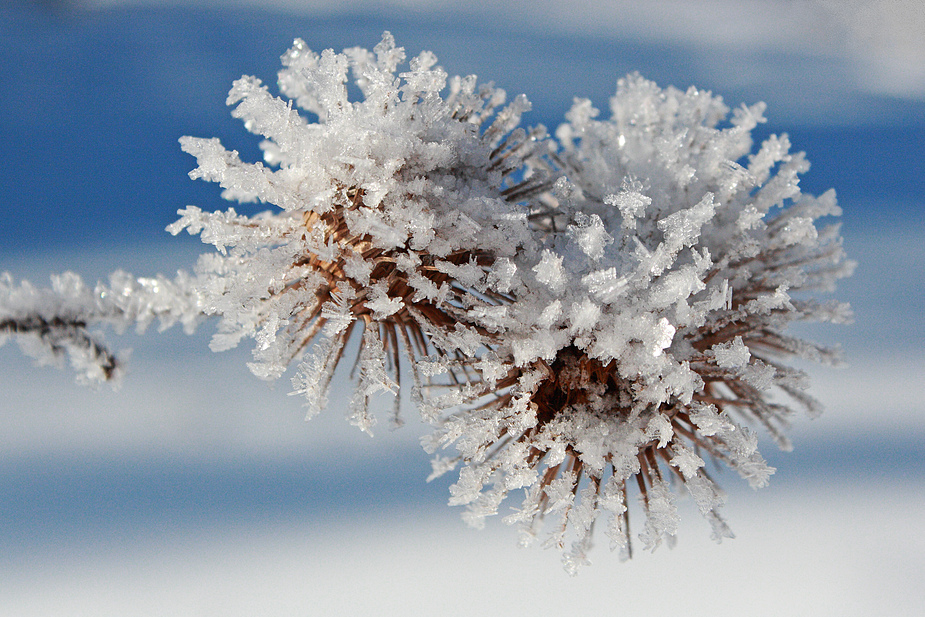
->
3, 33, 549, 429
0, 34, 852, 573
0, 270, 201, 384
166, 33, 550, 430
423, 75, 854, 573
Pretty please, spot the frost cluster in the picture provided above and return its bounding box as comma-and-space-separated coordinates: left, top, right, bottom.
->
0, 34, 853, 573
1, 270, 200, 384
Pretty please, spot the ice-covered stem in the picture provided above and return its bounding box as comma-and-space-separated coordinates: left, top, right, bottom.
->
0, 312, 118, 383
0, 270, 203, 385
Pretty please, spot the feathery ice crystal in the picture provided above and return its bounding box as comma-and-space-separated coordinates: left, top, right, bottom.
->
0, 34, 852, 572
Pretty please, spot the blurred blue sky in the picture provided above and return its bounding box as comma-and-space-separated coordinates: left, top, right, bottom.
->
2, 0, 924, 253
1, 2, 924, 614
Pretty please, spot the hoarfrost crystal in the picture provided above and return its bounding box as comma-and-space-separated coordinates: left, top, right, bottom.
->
0, 34, 853, 573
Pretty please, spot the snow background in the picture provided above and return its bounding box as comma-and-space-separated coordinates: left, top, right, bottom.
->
1, 1, 923, 614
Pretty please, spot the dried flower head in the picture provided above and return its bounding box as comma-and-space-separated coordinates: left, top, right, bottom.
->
424, 74, 854, 573
0, 35, 852, 575
169, 33, 550, 430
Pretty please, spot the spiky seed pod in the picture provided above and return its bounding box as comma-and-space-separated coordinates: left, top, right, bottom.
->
0, 37, 852, 575
425, 74, 853, 573
170, 33, 553, 430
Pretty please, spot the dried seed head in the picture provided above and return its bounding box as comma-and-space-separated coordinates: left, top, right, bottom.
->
0, 35, 853, 575
428, 73, 852, 572
170, 33, 553, 430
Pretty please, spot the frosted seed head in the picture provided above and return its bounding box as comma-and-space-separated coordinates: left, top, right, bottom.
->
1, 34, 855, 574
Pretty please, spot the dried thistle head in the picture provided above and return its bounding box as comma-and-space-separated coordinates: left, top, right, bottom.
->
170, 33, 552, 431
425, 74, 853, 573
0, 36, 853, 576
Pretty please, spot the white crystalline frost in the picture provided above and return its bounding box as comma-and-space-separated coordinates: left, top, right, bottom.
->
532, 249, 566, 292
0, 35, 853, 575
428, 68, 850, 572
567, 212, 613, 261
712, 336, 751, 369
670, 445, 705, 479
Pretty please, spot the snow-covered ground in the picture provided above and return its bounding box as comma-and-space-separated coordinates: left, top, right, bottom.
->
2, 479, 922, 616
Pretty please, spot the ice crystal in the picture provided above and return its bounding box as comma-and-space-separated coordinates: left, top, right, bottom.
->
0, 34, 853, 573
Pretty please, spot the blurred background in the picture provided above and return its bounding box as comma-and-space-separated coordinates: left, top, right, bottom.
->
1, 1, 923, 614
